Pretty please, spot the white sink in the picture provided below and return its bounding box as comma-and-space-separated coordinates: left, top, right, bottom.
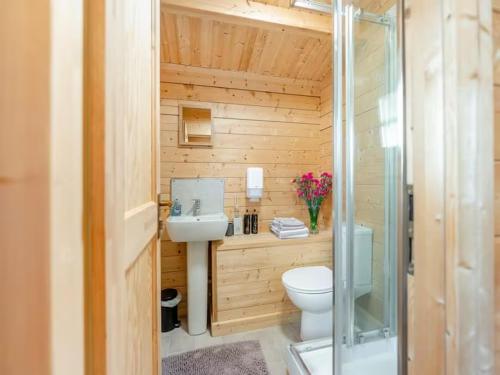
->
165, 213, 228, 335
166, 214, 228, 242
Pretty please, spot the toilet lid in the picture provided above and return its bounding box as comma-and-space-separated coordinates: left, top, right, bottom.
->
282, 266, 333, 294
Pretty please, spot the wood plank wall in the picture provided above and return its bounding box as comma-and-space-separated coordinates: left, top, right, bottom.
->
494, 1, 500, 367
408, 0, 495, 373
320, 77, 333, 228
211, 232, 332, 336
159, 63, 323, 316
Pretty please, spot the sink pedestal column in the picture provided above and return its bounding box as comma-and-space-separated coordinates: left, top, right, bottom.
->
187, 241, 209, 335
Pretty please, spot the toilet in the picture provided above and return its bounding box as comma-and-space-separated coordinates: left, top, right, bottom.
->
282, 224, 373, 341
282, 266, 333, 341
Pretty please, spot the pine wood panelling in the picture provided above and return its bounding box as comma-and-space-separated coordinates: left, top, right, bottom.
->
160, 67, 323, 316
161, 98, 320, 123
251, 0, 292, 7
407, 0, 495, 373
161, 82, 320, 110
161, 0, 332, 36
211, 232, 332, 335
160, 8, 331, 81
320, 81, 333, 228
161, 63, 321, 96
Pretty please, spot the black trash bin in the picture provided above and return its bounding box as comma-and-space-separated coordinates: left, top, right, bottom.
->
161, 288, 182, 332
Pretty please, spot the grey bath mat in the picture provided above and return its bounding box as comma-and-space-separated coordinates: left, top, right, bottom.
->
162, 340, 269, 375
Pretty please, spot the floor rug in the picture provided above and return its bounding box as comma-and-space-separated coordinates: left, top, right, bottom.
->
162, 340, 269, 375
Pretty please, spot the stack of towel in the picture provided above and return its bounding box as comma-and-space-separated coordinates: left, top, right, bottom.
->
270, 217, 309, 239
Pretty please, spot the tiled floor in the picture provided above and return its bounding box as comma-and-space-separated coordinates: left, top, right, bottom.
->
161, 319, 301, 375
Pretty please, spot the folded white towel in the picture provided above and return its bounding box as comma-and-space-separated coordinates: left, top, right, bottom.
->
271, 229, 309, 240
270, 225, 309, 239
270, 224, 308, 235
272, 217, 306, 229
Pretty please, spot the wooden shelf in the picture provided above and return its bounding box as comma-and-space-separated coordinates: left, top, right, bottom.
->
213, 229, 332, 251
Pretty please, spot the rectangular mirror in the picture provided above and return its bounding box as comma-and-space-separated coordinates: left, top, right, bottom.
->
178, 104, 213, 147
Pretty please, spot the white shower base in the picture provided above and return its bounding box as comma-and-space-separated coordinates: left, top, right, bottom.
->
287, 336, 397, 375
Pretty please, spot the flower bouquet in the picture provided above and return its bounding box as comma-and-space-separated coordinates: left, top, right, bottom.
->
292, 172, 333, 234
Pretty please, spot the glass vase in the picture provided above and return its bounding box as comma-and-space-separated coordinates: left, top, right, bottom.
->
307, 203, 320, 234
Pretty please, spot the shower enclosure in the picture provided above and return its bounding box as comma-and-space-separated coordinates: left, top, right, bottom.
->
333, 0, 406, 374
287, 1, 406, 374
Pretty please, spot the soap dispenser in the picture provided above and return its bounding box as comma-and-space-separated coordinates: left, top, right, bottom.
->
170, 199, 182, 216
243, 209, 251, 235
251, 209, 258, 234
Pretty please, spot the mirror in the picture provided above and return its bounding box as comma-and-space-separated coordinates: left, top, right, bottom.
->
178, 104, 213, 147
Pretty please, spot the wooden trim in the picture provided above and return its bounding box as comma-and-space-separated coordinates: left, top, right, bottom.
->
83, 0, 106, 374
161, 0, 332, 36
214, 231, 331, 251
211, 310, 300, 337
50, 1, 85, 374
178, 103, 214, 147
152, 0, 161, 372
160, 63, 322, 96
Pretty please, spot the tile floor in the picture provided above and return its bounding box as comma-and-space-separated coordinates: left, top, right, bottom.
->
161, 319, 301, 375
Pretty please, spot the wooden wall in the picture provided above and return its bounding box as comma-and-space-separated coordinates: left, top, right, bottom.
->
408, 0, 495, 373
494, 1, 500, 368
211, 232, 332, 336
320, 78, 333, 227
159, 63, 323, 316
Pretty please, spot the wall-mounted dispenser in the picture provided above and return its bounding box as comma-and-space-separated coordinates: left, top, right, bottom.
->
247, 167, 263, 202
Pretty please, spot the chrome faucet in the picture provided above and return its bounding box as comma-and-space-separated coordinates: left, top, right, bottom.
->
192, 199, 201, 216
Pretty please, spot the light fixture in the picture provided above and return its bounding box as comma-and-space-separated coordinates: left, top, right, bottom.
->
291, 0, 332, 13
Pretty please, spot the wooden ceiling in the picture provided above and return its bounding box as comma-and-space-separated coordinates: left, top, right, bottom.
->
160, 1, 332, 82
252, 0, 293, 7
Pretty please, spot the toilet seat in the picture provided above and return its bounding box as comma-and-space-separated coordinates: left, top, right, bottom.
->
282, 266, 333, 294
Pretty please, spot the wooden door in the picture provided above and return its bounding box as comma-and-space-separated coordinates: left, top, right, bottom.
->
104, 0, 160, 374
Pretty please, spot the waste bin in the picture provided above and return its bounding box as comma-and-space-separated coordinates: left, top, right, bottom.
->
161, 288, 182, 332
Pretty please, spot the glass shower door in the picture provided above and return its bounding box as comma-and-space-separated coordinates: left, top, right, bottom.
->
333, 1, 405, 374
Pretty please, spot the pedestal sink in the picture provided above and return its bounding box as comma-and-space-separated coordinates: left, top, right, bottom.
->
166, 214, 228, 335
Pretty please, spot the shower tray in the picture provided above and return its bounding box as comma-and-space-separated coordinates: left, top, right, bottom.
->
286, 336, 397, 375
286, 338, 333, 375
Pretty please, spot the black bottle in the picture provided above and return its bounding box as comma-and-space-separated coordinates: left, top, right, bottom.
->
243, 209, 251, 234
251, 209, 258, 234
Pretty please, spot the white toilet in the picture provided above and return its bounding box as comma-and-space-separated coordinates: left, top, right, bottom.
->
282, 266, 333, 340
282, 224, 373, 341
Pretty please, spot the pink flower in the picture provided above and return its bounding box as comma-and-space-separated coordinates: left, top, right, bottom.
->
292, 171, 333, 205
